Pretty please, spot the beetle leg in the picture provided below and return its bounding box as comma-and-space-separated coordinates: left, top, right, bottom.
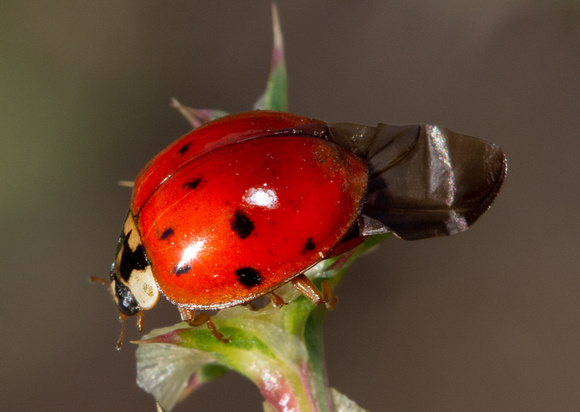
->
291, 274, 337, 310
243, 301, 259, 311
321, 281, 337, 310
196, 314, 231, 344
135, 310, 144, 332
268, 291, 287, 307
114, 311, 146, 350
178, 306, 231, 343
116, 314, 127, 350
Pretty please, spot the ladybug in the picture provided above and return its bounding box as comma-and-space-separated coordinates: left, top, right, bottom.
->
96, 110, 506, 347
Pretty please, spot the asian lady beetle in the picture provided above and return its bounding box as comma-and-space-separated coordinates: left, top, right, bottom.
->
96, 110, 506, 347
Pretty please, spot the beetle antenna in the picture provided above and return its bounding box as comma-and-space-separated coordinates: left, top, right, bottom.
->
89, 276, 109, 288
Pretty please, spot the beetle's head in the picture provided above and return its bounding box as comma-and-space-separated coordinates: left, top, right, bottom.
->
93, 211, 159, 349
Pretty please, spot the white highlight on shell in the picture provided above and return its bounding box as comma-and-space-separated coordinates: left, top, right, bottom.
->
244, 186, 279, 209
176, 240, 206, 271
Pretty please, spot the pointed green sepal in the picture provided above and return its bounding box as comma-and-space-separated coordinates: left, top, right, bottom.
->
171, 98, 228, 128
254, 3, 288, 112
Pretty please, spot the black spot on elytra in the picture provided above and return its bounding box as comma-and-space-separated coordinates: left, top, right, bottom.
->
177, 142, 191, 155
235, 267, 262, 287
304, 238, 316, 252
183, 178, 201, 190
231, 210, 255, 239
119, 230, 150, 282
174, 264, 192, 275
160, 227, 174, 240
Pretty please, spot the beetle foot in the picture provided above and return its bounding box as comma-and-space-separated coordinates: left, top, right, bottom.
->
178, 306, 231, 343
291, 274, 338, 310
321, 280, 337, 310
268, 291, 287, 307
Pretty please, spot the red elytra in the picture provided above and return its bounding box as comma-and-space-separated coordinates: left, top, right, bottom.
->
137, 127, 368, 309
131, 111, 328, 215
98, 110, 368, 346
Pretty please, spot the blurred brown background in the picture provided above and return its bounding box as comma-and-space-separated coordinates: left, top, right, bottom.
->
1, 1, 579, 411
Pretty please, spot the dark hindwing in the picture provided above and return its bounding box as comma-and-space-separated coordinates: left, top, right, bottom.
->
328, 123, 506, 240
